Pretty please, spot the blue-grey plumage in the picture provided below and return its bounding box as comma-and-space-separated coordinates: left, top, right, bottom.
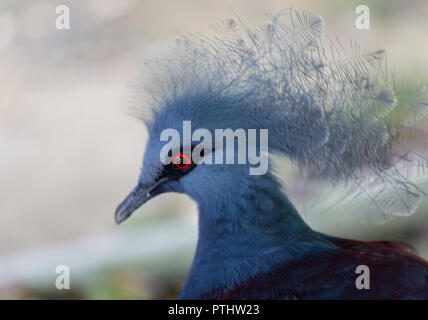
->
115, 8, 428, 299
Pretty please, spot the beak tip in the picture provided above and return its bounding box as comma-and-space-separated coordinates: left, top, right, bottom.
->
114, 207, 129, 225
114, 216, 123, 225
114, 182, 158, 225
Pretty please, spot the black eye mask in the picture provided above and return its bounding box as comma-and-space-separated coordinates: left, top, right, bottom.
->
159, 145, 203, 181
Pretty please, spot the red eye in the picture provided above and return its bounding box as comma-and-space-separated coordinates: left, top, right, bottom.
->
173, 153, 191, 169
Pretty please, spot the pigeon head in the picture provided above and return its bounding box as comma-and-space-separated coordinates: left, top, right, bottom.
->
115, 91, 271, 224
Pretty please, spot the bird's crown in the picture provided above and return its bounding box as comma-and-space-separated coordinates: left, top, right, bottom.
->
133, 8, 428, 222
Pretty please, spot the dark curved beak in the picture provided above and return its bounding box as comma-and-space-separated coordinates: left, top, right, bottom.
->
114, 177, 169, 224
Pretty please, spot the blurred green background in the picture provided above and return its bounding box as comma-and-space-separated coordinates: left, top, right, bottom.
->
1, 0, 428, 299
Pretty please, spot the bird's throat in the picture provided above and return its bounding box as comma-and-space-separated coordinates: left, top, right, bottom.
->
179, 173, 315, 298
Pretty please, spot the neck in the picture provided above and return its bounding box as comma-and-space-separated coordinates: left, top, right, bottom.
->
179, 172, 319, 298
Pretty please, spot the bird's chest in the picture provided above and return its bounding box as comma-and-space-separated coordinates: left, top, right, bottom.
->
178, 246, 298, 299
